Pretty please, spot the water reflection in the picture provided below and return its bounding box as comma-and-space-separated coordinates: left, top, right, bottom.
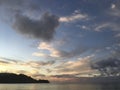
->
99, 83, 120, 90
0, 83, 119, 90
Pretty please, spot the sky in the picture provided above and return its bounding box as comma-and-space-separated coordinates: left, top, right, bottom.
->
0, 0, 120, 83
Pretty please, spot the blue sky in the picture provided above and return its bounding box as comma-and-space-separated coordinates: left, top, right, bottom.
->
0, 0, 120, 83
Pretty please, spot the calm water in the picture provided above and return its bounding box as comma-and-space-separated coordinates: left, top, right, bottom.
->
0, 83, 120, 90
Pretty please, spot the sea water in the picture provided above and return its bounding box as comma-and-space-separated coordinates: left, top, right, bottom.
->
0, 83, 119, 90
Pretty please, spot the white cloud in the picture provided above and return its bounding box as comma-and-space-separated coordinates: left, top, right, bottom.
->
111, 4, 116, 9
59, 11, 88, 23
32, 52, 46, 57
33, 42, 62, 58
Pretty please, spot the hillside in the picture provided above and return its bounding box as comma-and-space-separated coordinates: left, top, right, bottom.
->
0, 73, 49, 83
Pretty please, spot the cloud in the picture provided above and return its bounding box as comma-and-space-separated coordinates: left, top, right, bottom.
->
0, 0, 28, 18
91, 58, 120, 76
33, 42, 70, 58
59, 11, 88, 23
109, 2, 120, 17
32, 73, 46, 78
109, 9, 120, 18
91, 58, 120, 69
54, 55, 94, 75
13, 12, 59, 41
0, 0, 24, 7
0, 0, 60, 41
0, 57, 56, 79
111, 4, 116, 9
0, 57, 19, 64
50, 74, 77, 78
115, 33, 120, 37
0, 0, 40, 13
94, 22, 120, 32
26, 60, 55, 68
0, 60, 10, 65
37, 42, 63, 58
33, 42, 87, 59
32, 52, 47, 57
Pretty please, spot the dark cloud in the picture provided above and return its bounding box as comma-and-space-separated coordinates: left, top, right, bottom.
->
0, 0, 59, 41
91, 58, 120, 76
13, 12, 59, 41
91, 58, 120, 69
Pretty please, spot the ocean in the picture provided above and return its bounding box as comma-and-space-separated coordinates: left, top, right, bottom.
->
0, 83, 119, 90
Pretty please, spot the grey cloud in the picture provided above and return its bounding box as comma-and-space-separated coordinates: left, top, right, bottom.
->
91, 58, 120, 76
46, 69, 52, 73
59, 49, 84, 58
50, 74, 77, 78
55, 47, 87, 59
0, 0, 37, 11
32, 73, 46, 77
0, 0, 59, 41
17, 70, 29, 74
13, 12, 59, 41
91, 59, 120, 69
0, 57, 19, 64
95, 22, 120, 32
27, 60, 55, 69
0, 60, 10, 64
37, 60, 55, 66
0, 0, 27, 15
0, 0, 24, 6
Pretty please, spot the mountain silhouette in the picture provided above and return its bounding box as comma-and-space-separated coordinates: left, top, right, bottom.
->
0, 73, 49, 83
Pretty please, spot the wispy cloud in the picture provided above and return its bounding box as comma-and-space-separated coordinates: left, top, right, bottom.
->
33, 42, 70, 58
54, 55, 94, 75
94, 22, 120, 32
33, 41, 87, 59
0, 57, 55, 78
36, 42, 63, 58
59, 11, 88, 23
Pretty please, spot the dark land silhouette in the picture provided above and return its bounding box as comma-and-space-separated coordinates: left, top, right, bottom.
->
0, 73, 49, 83
0, 73, 120, 84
